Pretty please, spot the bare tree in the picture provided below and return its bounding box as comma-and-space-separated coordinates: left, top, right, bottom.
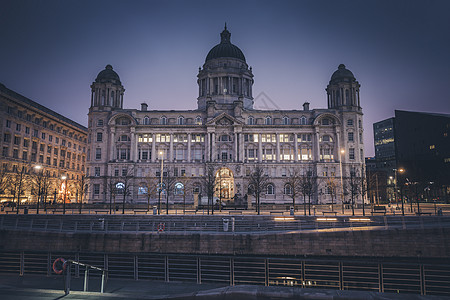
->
323, 176, 338, 212
201, 163, 216, 215
299, 168, 317, 215
163, 167, 177, 214
283, 168, 302, 213
178, 175, 192, 214
346, 168, 361, 216
106, 176, 117, 214
9, 164, 30, 214
0, 164, 9, 197
118, 167, 134, 214
142, 175, 158, 211
247, 163, 270, 215
74, 173, 89, 214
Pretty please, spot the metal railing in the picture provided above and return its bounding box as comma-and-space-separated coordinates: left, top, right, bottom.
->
1, 215, 449, 234
0, 251, 449, 296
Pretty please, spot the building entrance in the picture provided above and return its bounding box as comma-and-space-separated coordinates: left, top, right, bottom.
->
215, 167, 234, 203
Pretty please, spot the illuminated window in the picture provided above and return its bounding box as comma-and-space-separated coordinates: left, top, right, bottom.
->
429, 145, 435, 150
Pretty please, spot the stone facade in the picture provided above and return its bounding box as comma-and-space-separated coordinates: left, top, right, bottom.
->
0, 83, 87, 203
87, 27, 365, 206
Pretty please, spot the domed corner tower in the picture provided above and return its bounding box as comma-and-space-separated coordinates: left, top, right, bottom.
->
90, 64, 125, 111
197, 25, 254, 110
326, 64, 361, 111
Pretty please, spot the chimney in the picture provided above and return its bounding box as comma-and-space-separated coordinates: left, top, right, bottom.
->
303, 102, 310, 111
141, 103, 148, 111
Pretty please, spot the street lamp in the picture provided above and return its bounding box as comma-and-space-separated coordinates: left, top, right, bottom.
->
339, 148, 345, 214
61, 175, 67, 215
158, 151, 164, 215
394, 168, 405, 215
34, 165, 42, 215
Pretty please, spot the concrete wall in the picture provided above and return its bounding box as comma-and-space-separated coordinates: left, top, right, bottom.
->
1, 227, 449, 258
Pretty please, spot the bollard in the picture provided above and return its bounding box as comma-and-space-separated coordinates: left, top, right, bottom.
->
153, 206, 157, 215
222, 218, 229, 232
290, 206, 294, 216
84, 268, 89, 292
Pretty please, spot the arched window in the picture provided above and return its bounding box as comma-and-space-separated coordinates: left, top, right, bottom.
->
174, 182, 184, 195
248, 116, 254, 125
116, 117, 129, 125
177, 116, 184, 125
195, 116, 202, 125
284, 184, 292, 195
160, 116, 167, 125
282, 116, 289, 125
321, 135, 333, 142
300, 116, 307, 125
110, 91, 114, 106
265, 116, 272, 125
266, 184, 275, 195
138, 184, 148, 195
116, 182, 124, 194
143, 116, 150, 125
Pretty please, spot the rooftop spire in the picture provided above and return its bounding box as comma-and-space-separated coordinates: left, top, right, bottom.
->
220, 24, 231, 44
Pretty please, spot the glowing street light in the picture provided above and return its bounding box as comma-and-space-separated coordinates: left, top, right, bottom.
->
158, 151, 164, 215
34, 165, 42, 214
394, 168, 405, 215
61, 175, 67, 215
339, 149, 345, 214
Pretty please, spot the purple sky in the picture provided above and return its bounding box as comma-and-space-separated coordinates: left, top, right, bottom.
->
1, 0, 449, 157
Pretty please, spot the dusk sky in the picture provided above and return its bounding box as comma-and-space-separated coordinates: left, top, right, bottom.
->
1, 0, 449, 157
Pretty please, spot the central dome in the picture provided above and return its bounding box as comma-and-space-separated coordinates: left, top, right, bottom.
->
96, 64, 121, 84
205, 25, 246, 62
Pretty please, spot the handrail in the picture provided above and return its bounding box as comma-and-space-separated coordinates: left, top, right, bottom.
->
63, 259, 107, 295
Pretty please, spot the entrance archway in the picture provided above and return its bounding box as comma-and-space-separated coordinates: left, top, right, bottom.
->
215, 167, 235, 202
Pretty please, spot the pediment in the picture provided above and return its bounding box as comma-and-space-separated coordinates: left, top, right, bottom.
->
207, 112, 243, 126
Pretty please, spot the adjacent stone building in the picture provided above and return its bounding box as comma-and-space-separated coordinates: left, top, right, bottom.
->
0, 83, 87, 203
87, 26, 365, 206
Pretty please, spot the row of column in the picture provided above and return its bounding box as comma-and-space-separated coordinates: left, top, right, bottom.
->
109, 129, 344, 164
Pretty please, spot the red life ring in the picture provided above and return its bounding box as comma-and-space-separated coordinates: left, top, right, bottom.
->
157, 223, 165, 232
52, 258, 67, 275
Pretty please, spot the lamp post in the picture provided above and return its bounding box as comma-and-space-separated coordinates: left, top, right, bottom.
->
61, 175, 67, 215
34, 165, 42, 215
158, 151, 163, 215
394, 168, 405, 215
339, 149, 345, 215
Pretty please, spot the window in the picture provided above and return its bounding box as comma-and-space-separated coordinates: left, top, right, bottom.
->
62, 139, 66, 146
41, 132, 46, 140
174, 182, 184, 195
26, 114, 31, 121
55, 137, 59, 144
49, 135, 53, 142
14, 136, 20, 145
138, 185, 148, 195
160, 116, 167, 125
175, 148, 184, 160
248, 116, 254, 125
120, 135, 129, 141
359, 120, 362, 128
264, 116, 272, 125
279, 134, 293, 143
3, 134, 11, 143
220, 135, 231, 142
97, 119, 103, 126
323, 167, 328, 176
143, 116, 150, 125
94, 167, 100, 177
2, 147, 8, 157
300, 116, 307, 125
348, 132, 354, 142
195, 116, 202, 125
349, 148, 355, 160
282, 116, 289, 125
22, 151, 28, 160
321, 135, 332, 142
121, 168, 128, 176
244, 134, 258, 142
347, 119, 354, 126
13, 149, 19, 159
25, 127, 30, 134
96, 132, 103, 142
261, 134, 276, 143
24, 139, 29, 147
114, 168, 119, 177
284, 184, 292, 195
266, 184, 275, 195
177, 116, 184, 125
93, 184, 100, 195
33, 129, 39, 137
6, 120, 11, 128
322, 118, 330, 125
16, 124, 21, 131
359, 132, 363, 143
95, 148, 101, 160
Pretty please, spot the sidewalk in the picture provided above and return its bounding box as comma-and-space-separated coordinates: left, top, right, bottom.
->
0, 274, 446, 300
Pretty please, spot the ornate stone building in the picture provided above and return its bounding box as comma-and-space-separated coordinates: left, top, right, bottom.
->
87, 26, 365, 206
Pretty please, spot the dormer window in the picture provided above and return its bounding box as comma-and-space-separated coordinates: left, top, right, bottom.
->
160, 116, 167, 125
177, 116, 185, 125
300, 116, 307, 125
143, 116, 150, 125
195, 116, 202, 125
248, 116, 254, 125
282, 116, 289, 125
265, 116, 272, 125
